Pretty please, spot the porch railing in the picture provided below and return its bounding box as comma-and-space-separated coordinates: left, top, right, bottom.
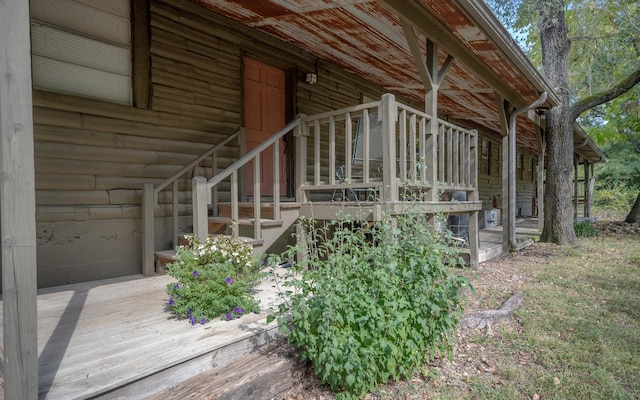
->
142, 129, 243, 275
298, 93, 478, 203
191, 118, 302, 242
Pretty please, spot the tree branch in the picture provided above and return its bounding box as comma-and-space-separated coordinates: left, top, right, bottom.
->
570, 67, 640, 121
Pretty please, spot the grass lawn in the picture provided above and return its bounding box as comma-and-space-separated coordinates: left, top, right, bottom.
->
373, 224, 640, 400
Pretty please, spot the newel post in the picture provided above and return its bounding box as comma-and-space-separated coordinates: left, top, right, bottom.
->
192, 176, 209, 240
294, 114, 308, 203
381, 94, 397, 202
142, 183, 155, 275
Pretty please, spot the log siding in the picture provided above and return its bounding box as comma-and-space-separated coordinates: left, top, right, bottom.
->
32, 0, 538, 287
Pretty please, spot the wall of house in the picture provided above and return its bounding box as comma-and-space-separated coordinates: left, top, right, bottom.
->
476, 135, 538, 219
31, 0, 398, 288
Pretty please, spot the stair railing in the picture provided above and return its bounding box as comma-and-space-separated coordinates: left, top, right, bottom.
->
192, 117, 302, 243
142, 129, 243, 275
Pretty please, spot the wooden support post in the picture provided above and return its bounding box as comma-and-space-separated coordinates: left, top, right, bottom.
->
192, 176, 208, 241
294, 115, 308, 203
536, 125, 545, 233
574, 156, 579, 220
583, 160, 591, 218
425, 40, 439, 201
1, 0, 39, 397
468, 131, 479, 269
172, 180, 179, 249
238, 127, 247, 202
496, 95, 512, 253
142, 183, 156, 275
381, 94, 397, 202
254, 153, 262, 241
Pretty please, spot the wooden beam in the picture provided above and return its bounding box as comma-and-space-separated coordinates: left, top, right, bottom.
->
382, 0, 526, 108
0, 0, 39, 398
399, 20, 432, 91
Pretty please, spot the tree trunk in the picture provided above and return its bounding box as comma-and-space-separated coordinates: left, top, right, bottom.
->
538, 0, 577, 245
626, 192, 640, 223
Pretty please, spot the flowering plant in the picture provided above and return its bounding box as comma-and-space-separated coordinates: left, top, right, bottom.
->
165, 234, 262, 325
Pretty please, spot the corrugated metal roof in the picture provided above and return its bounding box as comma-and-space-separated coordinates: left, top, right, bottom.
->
190, 0, 604, 162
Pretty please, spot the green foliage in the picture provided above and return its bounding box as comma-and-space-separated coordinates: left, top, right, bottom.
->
165, 234, 262, 325
268, 210, 469, 399
573, 221, 599, 237
593, 181, 639, 212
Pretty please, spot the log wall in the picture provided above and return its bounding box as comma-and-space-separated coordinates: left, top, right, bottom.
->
32, 0, 396, 287
32, 0, 540, 287
476, 136, 538, 216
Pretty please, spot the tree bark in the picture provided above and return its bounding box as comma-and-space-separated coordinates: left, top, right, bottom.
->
626, 192, 640, 223
539, 0, 577, 245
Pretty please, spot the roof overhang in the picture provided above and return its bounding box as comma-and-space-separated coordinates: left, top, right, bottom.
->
189, 0, 603, 161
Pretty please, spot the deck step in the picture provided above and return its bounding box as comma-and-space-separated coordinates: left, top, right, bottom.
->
155, 235, 265, 273
208, 216, 284, 227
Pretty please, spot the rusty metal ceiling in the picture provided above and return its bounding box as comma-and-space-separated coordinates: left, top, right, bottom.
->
189, 0, 605, 163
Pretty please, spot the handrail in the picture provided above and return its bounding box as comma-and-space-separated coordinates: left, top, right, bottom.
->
154, 128, 242, 195
206, 117, 302, 189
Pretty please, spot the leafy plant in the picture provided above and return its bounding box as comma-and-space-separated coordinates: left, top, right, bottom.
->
573, 221, 599, 237
165, 234, 262, 325
268, 208, 470, 399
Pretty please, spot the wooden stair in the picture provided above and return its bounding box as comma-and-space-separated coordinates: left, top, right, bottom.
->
154, 202, 300, 273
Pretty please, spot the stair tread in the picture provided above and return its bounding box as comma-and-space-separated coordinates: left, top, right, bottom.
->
208, 216, 284, 227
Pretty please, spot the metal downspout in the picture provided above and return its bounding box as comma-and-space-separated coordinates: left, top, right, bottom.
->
507, 92, 548, 251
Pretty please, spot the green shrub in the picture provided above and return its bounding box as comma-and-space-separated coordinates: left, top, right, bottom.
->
165, 234, 262, 325
268, 210, 469, 399
574, 221, 599, 237
594, 181, 638, 212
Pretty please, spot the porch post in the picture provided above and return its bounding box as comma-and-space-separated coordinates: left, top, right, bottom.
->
424, 39, 447, 201
496, 95, 512, 253
468, 131, 479, 269
584, 161, 591, 218
142, 183, 155, 275
573, 156, 579, 220
192, 176, 209, 240
381, 94, 397, 202
536, 124, 545, 233
294, 115, 308, 203
1, 0, 39, 397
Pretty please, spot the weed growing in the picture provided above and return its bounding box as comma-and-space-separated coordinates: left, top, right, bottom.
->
268, 208, 470, 399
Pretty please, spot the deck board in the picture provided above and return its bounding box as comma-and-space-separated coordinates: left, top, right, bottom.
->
0, 272, 285, 400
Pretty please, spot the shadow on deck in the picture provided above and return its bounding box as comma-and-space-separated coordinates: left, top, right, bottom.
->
0, 220, 539, 400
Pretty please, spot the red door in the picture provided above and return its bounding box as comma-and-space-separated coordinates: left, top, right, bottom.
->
243, 57, 287, 197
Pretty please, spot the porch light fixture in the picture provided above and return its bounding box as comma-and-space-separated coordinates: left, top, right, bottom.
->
305, 72, 318, 85
306, 59, 319, 84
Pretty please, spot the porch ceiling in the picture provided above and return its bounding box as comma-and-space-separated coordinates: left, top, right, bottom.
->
189, 0, 605, 163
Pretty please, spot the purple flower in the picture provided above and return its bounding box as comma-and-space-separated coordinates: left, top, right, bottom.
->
189, 315, 196, 326
168, 298, 175, 306
200, 318, 207, 325
225, 313, 233, 321
173, 283, 179, 290
233, 306, 245, 315
192, 270, 199, 277
187, 308, 192, 315
225, 277, 234, 285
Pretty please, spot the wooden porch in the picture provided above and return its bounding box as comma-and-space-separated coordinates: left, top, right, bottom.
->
146, 93, 482, 272
0, 220, 538, 400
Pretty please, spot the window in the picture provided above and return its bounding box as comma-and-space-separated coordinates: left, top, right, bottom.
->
30, 0, 131, 104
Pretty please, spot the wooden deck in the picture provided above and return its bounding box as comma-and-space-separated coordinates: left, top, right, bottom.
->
0, 272, 285, 400
0, 220, 539, 400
